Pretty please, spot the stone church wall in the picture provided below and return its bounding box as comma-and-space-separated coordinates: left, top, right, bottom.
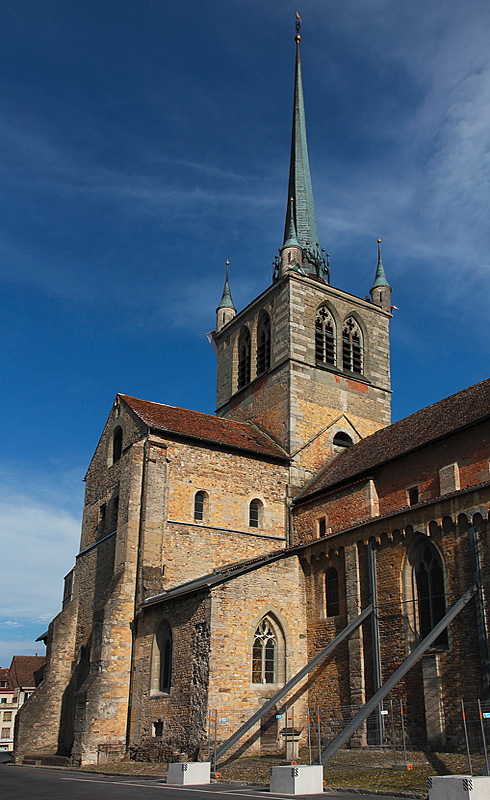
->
293, 483, 490, 748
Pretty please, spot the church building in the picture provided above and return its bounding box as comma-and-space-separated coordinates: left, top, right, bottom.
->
16, 26, 490, 767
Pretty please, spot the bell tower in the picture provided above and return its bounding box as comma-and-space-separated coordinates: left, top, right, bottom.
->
214, 21, 392, 486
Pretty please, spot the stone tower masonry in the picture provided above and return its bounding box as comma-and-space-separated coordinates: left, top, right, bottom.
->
215, 29, 393, 487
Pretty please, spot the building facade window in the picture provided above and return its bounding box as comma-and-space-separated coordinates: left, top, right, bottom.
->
251, 615, 286, 684
112, 426, 123, 463
249, 499, 262, 528
3, 712, 12, 721
1, 728, 10, 739
194, 491, 204, 521
237, 327, 251, 390
333, 432, 353, 447
326, 569, 340, 617
342, 317, 362, 374
315, 305, 336, 366
404, 537, 448, 651
408, 486, 419, 506
257, 313, 271, 376
415, 545, 447, 646
150, 619, 173, 694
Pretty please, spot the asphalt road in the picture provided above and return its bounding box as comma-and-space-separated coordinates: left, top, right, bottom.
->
1, 763, 405, 800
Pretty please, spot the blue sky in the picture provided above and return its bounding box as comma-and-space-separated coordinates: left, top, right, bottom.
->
2, 0, 490, 665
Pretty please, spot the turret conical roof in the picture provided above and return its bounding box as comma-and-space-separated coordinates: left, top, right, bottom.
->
371, 239, 391, 290
216, 261, 236, 311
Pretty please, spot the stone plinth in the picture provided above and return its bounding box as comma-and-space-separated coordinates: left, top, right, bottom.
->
270, 765, 323, 795
166, 762, 211, 785
428, 775, 490, 799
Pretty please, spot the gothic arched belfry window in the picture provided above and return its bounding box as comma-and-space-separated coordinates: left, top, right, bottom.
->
237, 327, 251, 390
257, 313, 271, 376
315, 305, 335, 366
342, 317, 363, 374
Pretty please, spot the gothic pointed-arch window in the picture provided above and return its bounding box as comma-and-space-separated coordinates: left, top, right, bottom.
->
237, 327, 251, 390
257, 313, 271, 376
325, 568, 340, 617
150, 619, 173, 694
251, 615, 286, 684
113, 426, 123, 463
342, 317, 363, 374
315, 305, 336, 366
403, 538, 448, 651
415, 545, 447, 646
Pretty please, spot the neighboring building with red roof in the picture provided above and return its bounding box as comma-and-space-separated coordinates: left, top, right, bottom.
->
0, 657, 45, 752
15, 27, 490, 770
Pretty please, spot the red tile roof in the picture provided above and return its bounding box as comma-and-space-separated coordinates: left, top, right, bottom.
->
296, 377, 490, 502
9, 655, 45, 689
0, 668, 13, 690
119, 394, 288, 460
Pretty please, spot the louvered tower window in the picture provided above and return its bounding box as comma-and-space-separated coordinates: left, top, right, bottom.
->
237, 327, 251, 390
315, 306, 335, 366
342, 317, 362, 374
257, 313, 271, 376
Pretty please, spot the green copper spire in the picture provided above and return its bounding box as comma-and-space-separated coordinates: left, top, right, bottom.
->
217, 261, 236, 310
371, 239, 391, 290
283, 20, 321, 278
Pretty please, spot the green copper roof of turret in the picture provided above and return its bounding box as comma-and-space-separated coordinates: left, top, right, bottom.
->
371, 239, 391, 290
217, 262, 236, 311
283, 33, 320, 263
283, 197, 300, 247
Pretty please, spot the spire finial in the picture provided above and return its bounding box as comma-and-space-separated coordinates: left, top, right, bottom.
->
295, 11, 302, 41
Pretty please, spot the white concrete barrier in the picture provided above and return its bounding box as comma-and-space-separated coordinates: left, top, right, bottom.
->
428, 775, 490, 799
166, 761, 211, 785
270, 765, 323, 795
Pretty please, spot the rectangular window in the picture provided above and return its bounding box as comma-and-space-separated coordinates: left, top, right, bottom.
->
3, 712, 12, 721
0, 699, 6, 704
318, 517, 327, 537
408, 486, 419, 506
1, 728, 10, 739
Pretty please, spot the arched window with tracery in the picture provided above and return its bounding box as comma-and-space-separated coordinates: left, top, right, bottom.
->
150, 619, 173, 694
251, 615, 285, 684
403, 537, 448, 651
315, 305, 335, 366
257, 313, 271, 376
342, 317, 363, 374
326, 568, 340, 617
415, 545, 447, 646
237, 327, 251, 390
113, 426, 123, 463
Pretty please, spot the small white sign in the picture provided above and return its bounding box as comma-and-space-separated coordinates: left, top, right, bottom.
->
219, 718, 228, 722
381, 710, 389, 716
483, 712, 490, 719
